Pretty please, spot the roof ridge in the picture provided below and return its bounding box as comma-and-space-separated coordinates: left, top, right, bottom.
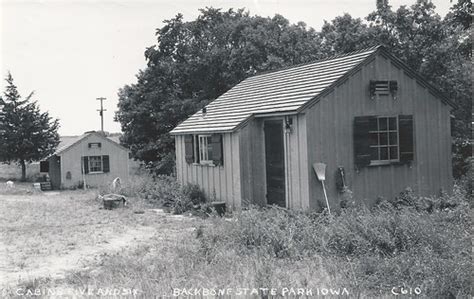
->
250, 44, 382, 78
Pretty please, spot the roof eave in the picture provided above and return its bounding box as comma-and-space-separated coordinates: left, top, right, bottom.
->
170, 110, 302, 135
55, 132, 129, 155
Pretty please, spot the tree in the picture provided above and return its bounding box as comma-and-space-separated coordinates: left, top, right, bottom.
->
116, 8, 324, 173
0, 73, 60, 181
117, 2, 471, 176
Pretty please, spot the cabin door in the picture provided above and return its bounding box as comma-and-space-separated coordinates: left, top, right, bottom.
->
264, 120, 286, 207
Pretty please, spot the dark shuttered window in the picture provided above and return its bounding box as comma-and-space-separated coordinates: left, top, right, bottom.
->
81, 155, 110, 173
184, 135, 194, 164
354, 115, 414, 168
184, 134, 224, 166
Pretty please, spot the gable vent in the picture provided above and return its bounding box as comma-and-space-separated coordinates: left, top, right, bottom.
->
370, 80, 398, 99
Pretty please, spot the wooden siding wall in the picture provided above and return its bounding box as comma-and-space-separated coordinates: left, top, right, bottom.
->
175, 133, 242, 210
284, 114, 310, 209
175, 116, 311, 211
305, 54, 453, 210
59, 135, 130, 189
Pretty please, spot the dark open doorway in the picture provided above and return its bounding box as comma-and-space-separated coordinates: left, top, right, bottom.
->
264, 120, 286, 207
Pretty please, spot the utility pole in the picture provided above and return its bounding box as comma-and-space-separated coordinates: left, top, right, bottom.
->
96, 97, 107, 132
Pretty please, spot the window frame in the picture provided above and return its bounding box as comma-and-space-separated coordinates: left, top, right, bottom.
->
88, 155, 104, 173
368, 115, 400, 166
198, 135, 213, 165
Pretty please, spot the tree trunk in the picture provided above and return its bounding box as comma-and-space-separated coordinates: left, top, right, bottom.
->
20, 160, 26, 181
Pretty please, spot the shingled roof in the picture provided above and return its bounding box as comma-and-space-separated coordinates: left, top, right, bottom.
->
54, 131, 127, 155
170, 46, 380, 135
170, 45, 452, 135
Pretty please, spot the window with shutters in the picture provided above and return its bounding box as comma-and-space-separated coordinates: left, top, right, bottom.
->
354, 115, 413, 168
82, 155, 110, 173
184, 134, 223, 166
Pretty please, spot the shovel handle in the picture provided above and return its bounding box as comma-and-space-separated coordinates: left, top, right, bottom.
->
321, 181, 331, 215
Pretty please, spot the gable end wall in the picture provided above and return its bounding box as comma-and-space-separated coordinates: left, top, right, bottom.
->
60, 134, 129, 188
304, 53, 453, 210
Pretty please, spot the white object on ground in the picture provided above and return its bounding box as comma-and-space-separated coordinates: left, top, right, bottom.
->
6, 181, 14, 189
112, 177, 121, 192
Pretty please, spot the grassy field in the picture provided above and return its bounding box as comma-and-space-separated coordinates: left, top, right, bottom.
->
0, 178, 471, 298
0, 182, 205, 297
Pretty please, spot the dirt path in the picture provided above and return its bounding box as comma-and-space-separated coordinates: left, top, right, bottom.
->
0, 225, 157, 287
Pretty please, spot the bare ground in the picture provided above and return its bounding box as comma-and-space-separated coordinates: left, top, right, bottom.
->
0, 191, 200, 289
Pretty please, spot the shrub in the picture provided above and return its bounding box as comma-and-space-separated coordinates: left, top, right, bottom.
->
182, 183, 206, 205
100, 174, 208, 214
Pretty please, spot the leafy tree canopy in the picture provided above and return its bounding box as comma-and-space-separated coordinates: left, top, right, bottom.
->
0, 73, 60, 181
116, 8, 325, 172
116, 1, 471, 175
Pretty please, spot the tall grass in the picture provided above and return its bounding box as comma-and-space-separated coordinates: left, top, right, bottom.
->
54, 184, 471, 298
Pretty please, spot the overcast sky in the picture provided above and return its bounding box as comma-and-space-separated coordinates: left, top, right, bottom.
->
1, 0, 452, 135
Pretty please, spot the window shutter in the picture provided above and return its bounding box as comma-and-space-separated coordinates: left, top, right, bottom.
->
184, 135, 194, 164
40, 161, 49, 172
353, 116, 374, 168
211, 134, 223, 166
369, 81, 377, 98
195, 135, 200, 163
398, 115, 414, 163
102, 155, 110, 172
82, 156, 89, 174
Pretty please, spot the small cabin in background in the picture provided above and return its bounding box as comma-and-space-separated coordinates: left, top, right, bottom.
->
170, 45, 454, 212
42, 131, 130, 189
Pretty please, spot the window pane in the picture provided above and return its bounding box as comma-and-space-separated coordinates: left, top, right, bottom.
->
369, 133, 379, 146
389, 117, 397, 130
199, 137, 207, 161
379, 132, 388, 145
389, 132, 398, 145
378, 117, 388, 131
369, 117, 378, 131
380, 147, 389, 160
390, 146, 399, 160
207, 143, 213, 160
370, 147, 379, 160
89, 156, 102, 172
